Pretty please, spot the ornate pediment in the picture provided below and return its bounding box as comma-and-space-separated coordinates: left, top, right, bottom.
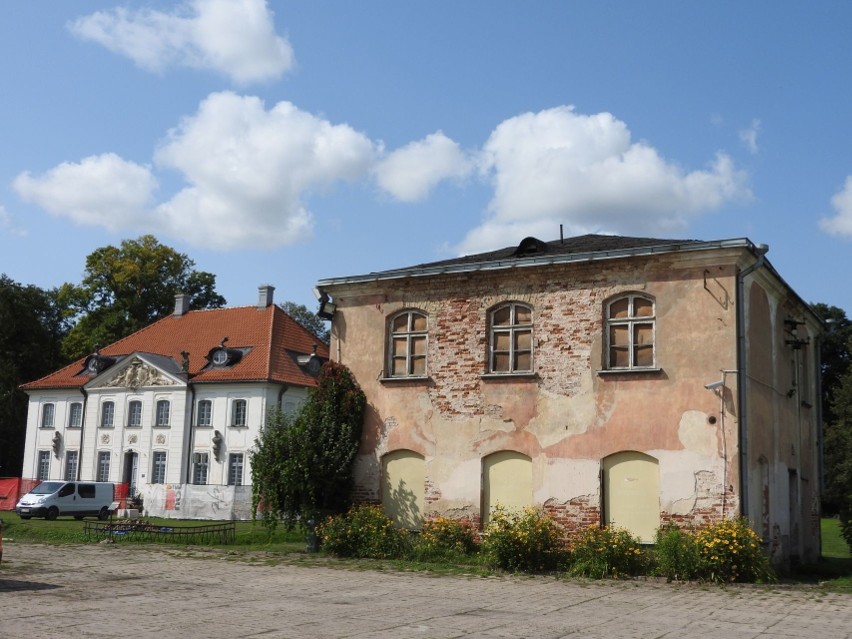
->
102, 357, 176, 391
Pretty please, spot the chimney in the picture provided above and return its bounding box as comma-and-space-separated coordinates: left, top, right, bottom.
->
174, 293, 189, 316
257, 284, 275, 309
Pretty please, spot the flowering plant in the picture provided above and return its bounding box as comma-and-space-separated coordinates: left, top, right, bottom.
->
481, 505, 566, 572
566, 524, 648, 578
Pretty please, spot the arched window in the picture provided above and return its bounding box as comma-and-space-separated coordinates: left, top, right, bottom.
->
606, 294, 655, 370
155, 400, 170, 427
196, 399, 213, 427
127, 400, 142, 427
489, 302, 533, 374
387, 310, 428, 377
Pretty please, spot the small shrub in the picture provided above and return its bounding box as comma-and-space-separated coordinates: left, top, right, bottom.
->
317, 505, 410, 559
414, 517, 479, 560
567, 525, 648, 579
481, 505, 566, 573
653, 524, 702, 581
694, 518, 774, 583
840, 509, 852, 553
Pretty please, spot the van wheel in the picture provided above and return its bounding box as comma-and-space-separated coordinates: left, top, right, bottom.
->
97, 507, 109, 521
46, 507, 59, 521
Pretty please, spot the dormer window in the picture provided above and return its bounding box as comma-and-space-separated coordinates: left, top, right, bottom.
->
84, 354, 117, 375
206, 345, 246, 368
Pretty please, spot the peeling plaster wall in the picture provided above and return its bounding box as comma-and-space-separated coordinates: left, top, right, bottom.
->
337, 252, 746, 535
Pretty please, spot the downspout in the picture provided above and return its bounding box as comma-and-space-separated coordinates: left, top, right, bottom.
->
735, 243, 769, 519
185, 384, 196, 484
78, 388, 88, 481
814, 334, 825, 557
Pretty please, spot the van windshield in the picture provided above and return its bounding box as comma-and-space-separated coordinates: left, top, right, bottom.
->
30, 481, 65, 495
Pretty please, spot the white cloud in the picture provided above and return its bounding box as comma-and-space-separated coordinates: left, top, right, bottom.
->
739, 119, 761, 154
819, 176, 852, 238
457, 106, 750, 254
13, 154, 157, 231
153, 92, 376, 248
374, 131, 472, 201
0, 204, 27, 237
68, 0, 293, 85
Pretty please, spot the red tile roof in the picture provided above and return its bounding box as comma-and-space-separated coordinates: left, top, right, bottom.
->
21, 305, 329, 391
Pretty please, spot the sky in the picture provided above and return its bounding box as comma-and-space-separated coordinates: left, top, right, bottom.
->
1, 1, 851, 316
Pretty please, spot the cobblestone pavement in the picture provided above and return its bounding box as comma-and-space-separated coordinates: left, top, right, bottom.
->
1, 543, 850, 639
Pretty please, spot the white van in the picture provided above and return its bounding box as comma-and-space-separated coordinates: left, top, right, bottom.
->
15, 481, 114, 521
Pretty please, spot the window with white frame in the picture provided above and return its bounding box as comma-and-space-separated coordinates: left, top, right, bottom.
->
96, 451, 110, 482
68, 402, 82, 428
41, 403, 55, 428
192, 452, 209, 485
127, 400, 142, 427
231, 399, 247, 427
151, 451, 167, 484
489, 303, 533, 374
227, 453, 244, 486
387, 310, 428, 377
37, 450, 50, 480
606, 294, 656, 370
100, 401, 115, 428
196, 399, 212, 427
155, 400, 170, 427
64, 450, 78, 481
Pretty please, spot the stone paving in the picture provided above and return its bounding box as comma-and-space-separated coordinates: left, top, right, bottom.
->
0, 543, 850, 638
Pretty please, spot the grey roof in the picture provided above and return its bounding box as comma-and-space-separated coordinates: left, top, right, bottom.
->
317, 234, 756, 287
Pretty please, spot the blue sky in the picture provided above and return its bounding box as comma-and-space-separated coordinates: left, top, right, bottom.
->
1, 1, 851, 315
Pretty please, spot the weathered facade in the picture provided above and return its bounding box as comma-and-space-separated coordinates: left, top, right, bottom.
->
316, 235, 822, 565
19, 286, 327, 519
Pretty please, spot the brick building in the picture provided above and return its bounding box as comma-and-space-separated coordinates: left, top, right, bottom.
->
316, 235, 823, 565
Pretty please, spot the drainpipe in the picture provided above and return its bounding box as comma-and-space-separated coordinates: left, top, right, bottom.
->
185, 384, 196, 484
735, 243, 769, 519
78, 388, 88, 481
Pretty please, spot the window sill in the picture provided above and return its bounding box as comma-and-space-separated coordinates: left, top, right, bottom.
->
597, 367, 663, 377
195, 424, 213, 429
480, 372, 538, 381
99, 425, 115, 429
229, 425, 248, 429
379, 375, 431, 384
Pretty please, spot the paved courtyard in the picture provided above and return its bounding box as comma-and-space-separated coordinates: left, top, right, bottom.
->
0, 542, 850, 638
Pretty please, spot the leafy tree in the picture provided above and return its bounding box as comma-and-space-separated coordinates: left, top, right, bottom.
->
251, 361, 366, 543
811, 303, 852, 425
827, 369, 852, 550
60, 235, 226, 359
0, 276, 69, 476
279, 301, 330, 344
812, 303, 852, 516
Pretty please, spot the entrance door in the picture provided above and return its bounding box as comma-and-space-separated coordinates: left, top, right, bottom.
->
124, 452, 139, 495
603, 451, 660, 543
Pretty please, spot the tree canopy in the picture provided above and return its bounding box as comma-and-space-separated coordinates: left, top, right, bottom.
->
0, 276, 68, 475
279, 300, 330, 344
251, 361, 365, 536
60, 235, 226, 359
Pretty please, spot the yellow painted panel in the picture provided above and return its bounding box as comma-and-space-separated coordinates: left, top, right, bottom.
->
483, 451, 532, 525
382, 450, 424, 529
603, 451, 660, 543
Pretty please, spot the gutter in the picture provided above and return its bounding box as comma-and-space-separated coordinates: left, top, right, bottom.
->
78, 387, 88, 481
735, 243, 769, 519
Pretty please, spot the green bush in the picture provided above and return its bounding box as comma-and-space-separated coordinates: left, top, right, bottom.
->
694, 518, 774, 583
317, 505, 410, 559
481, 506, 566, 572
567, 525, 648, 579
653, 524, 702, 581
840, 509, 852, 553
413, 517, 479, 560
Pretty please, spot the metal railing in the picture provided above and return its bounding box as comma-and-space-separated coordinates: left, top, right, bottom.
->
84, 520, 236, 544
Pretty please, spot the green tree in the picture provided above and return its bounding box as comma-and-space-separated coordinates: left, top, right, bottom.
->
251, 361, 366, 543
279, 301, 330, 343
827, 369, 852, 550
60, 235, 226, 359
0, 276, 69, 476
812, 303, 852, 515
